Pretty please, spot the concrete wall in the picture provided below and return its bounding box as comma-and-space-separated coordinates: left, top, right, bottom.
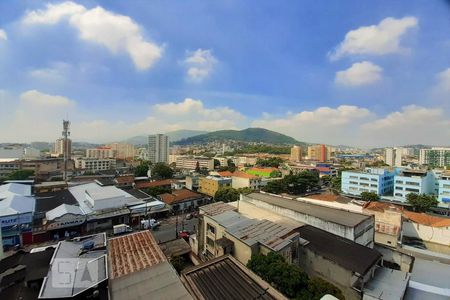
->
402, 220, 450, 246
299, 247, 360, 300
374, 244, 414, 273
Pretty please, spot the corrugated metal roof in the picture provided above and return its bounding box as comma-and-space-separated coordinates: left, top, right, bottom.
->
181, 255, 287, 300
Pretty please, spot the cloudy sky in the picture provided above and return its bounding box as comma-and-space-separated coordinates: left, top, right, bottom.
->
0, 1, 449, 147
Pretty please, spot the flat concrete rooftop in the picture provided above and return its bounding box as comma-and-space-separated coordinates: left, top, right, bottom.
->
243, 192, 371, 227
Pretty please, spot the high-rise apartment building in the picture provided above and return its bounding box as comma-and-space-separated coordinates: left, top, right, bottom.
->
105, 143, 136, 160
307, 144, 330, 162
53, 138, 72, 159
384, 148, 402, 167
148, 134, 169, 163
290, 145, 302, 162
419, 148, 450, 167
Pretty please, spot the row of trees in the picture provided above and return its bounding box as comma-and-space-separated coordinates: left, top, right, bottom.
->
256, 157, 284, 168
247, 252, 344, 300
263, 171, 320, 195
134, 161, 174, 179
0, 170, 35, 183
214, 187, 254, 203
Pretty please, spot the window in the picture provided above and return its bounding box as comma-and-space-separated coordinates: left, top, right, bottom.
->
405, 188, 419, 193
395, 186, 403, 190
207, 223, 216, 235
395, 193, 403, 197
395, 180, 403, 184
406, 182, 420, 186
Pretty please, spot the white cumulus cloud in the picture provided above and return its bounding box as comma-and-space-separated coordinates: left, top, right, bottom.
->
20, 90, 75, 107
361, 105, 450, 146
252, 105, 373, 145
434, 68, 450, 93
184, 49, 217, 82
335, 61, 383, 87
329, 16, 418, 60
22, 1, 163, 70
0, 29, 7, 41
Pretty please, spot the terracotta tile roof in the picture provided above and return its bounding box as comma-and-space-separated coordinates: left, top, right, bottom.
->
159, 188, 204, 205
403, 211, 450, 227
108, 231, 166, 279
217, 171, 234, 177
115, 175, 134, 184
231, 171, 258, 179
306, 194, 340, 202
363, 201, 403, 213
135, 179, 174, 189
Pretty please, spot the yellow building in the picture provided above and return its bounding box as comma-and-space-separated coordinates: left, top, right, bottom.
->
198, 176, 232, 197
290, 145, 302, 162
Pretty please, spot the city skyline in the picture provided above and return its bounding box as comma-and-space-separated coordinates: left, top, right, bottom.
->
0, 1, 449, 147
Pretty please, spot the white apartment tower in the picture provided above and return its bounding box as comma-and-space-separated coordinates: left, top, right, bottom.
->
384, 148, 402, 167
148, 134, 169, 163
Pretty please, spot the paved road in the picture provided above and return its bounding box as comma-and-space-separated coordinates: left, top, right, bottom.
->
152, 215, 199, 244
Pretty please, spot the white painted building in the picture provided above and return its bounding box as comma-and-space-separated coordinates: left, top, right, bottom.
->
86, 147, 115, 159
74, 157, 116, 172
148, 134, 169, 163
393, 170, 436, 202
175, 156, 214, 170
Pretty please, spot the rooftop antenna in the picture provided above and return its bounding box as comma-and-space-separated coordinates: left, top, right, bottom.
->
62, 119, 70, 181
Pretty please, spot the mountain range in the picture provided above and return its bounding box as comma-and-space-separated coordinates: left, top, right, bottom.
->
174, 128, 304, 145
125, 129, 208, 145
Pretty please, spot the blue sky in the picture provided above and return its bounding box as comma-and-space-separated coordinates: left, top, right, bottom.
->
0, 1, 449, 147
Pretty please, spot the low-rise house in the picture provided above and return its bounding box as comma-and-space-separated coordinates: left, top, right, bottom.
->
241, 192, 375, 247
108, 231, 192, 300
185, 175, 202, 191
231, 171, 264, 190
363, 202, 403, 248
113, 174, 134, 188
159, 188, 211, 212
181, 255, 287, 300
135, 179, 174, 190
198, 176, 231, 197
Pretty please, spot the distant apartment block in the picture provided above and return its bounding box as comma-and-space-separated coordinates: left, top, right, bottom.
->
53, 138, 72, 158
74, 157, 116, 172
419, 147, 450, 167
148, 134, 169, 163
341, 168, 396, 196
384, 147, 402, 167
176, 156, 214, 170
307, 144, 331, 162
290, 145, 302, 162
86, 147, 115, 159
105, 142, 136, 160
